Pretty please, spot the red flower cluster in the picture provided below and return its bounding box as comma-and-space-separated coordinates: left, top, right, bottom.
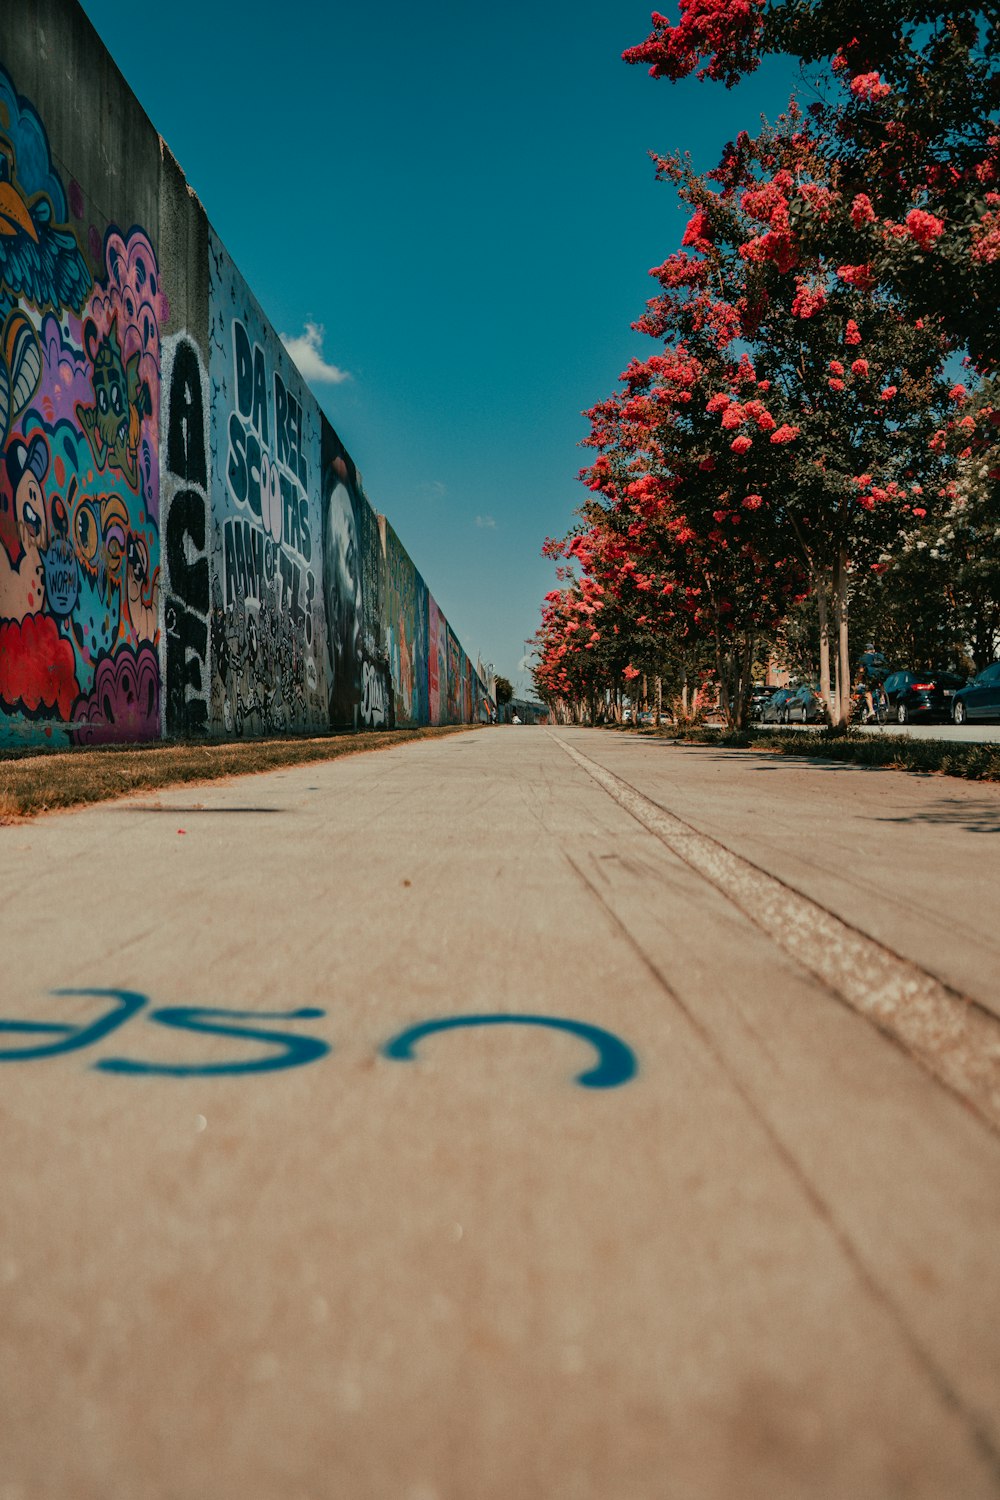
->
622, 0, 766, 84
849, 72, 890, 102
905, 209, 946, 251
836, 263, 874, 290
850, 194, 876, 228
791, 279, 826, 318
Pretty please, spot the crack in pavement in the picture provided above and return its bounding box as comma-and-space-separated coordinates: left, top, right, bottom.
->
554, 791, 1000, 1485
550, 731, 1000, 1138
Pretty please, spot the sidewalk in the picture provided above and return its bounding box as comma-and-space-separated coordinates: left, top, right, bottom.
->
2, 727, 999, 1499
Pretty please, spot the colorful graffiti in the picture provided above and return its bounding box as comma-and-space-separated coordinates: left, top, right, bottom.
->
321, 428, 393, 730
208, 234, 326, 735
0, 67, 164, 746
384, 520, 428, 728
0, 48, 493, 749
428, 593, 447, 726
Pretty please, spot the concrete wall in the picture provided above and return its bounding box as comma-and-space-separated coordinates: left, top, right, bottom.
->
0, 0, 489, 748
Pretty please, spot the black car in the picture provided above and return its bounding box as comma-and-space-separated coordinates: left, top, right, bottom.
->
785, 684, 827, 724
760, 687, 797, 724
953, 661, 1000, 724
748, 685, 774, 721
882, 669, 966, 724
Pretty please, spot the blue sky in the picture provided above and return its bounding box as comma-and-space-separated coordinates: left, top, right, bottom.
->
77, 0, 802, 695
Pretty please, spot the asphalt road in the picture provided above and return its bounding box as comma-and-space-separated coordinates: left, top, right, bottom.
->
3, 726, 1000, 1500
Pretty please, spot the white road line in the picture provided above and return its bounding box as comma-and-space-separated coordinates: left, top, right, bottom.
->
553, 732, 1000, 1132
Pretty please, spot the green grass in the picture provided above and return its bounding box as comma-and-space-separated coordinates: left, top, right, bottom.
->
615, 722, 1000, 781
0, 724, 481, 823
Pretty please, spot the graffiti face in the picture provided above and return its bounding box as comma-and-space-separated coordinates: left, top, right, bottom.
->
0, 432, 50, 620
323, 470, 362, 726
325, 481, 361, 656
0, 67, 163, 747
76, 317, 151, 490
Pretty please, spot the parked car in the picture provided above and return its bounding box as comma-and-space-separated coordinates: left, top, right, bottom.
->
748, 685, 774, 721
953, 661, 1000, 724
785, 684, 827, 724
882, 669, 966, 723
759, 687, 797, 724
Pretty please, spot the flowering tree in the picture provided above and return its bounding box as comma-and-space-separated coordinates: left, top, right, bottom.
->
624, 3, 1000, 370
872, 375, 1000, 670
553, 104, 955, 725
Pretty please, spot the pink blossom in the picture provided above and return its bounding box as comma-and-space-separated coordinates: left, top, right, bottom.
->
828, 378, 845, 391
742, 493, 763, 510
681, 207, 713, 248
906, 209, 945, 251
836, 263, 874, 290
949, 384, 967, 403
850, 71, 891, 101
624, 665, 640, 680
850, 194, 876, 228
880, 386, 897, 400
791, 279, 827, 318
851, 358, 870, 377
730, 435, 753, 454
829, 359, 845, 375
770, 425, 799, 444
721, 404, 746, 429
845, 320, 862, 345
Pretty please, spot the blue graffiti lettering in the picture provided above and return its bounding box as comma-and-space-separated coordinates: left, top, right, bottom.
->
381, 1013, 638, 1089
97, 1006, 329, 1077
0, 988, 147, 1060
0, 995, 638, 1088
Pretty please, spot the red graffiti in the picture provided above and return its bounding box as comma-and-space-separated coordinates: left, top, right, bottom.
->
0, 614, 80, 719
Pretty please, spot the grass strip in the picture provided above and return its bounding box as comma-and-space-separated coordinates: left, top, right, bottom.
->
615, 723, 1000, 782
0, 724, 480, 823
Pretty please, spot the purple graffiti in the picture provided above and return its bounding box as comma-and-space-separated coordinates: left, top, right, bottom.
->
71, 642, 160, 744
37, 314, 93, 425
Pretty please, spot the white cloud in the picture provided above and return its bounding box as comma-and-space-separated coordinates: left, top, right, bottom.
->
420, 480, 448, 499
475, 514, 496, 530
280, 323, 350, 385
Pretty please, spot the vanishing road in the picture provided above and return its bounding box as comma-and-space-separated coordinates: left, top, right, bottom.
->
3, 726, 1000, 1500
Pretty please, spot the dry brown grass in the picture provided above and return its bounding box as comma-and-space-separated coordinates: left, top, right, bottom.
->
0, 725, 481, 823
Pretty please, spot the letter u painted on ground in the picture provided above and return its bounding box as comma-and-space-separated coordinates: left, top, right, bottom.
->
382, 1013, 638, 1089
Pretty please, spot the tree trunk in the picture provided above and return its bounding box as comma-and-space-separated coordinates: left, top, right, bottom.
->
833, 547, 852, 726
655, 675, 662, 727
816, 572, 832, 724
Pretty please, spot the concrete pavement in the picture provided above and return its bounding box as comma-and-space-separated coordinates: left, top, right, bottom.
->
3, 725, 1000, 1499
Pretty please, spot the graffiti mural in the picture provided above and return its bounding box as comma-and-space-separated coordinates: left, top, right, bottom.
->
321, 425, 392, 730
162, 334, 210, 735
0, 67, 164, 747
208, 233, 326, 735
428, 593, 446, 726
446, 624, 462, 725
384, 520, 428, 728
